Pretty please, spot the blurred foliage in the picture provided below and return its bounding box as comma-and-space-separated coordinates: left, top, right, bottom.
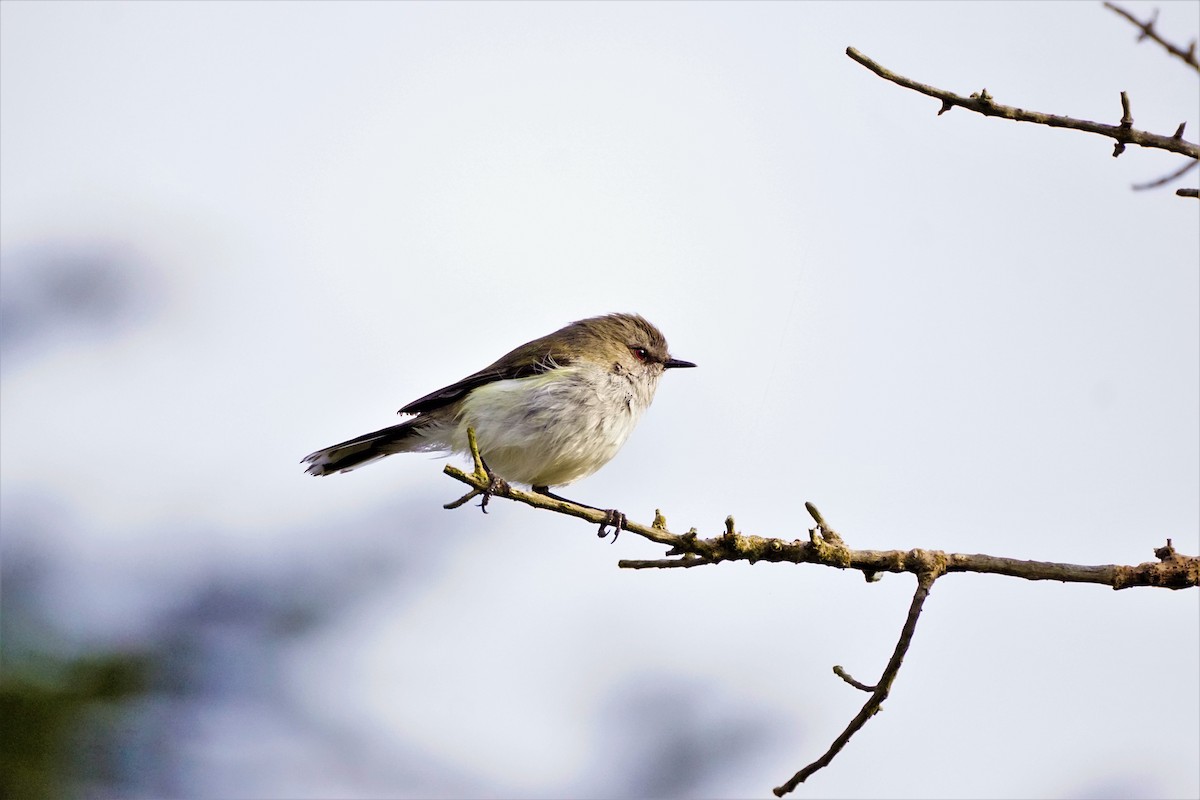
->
0, 502, 420, 799
0, 550, 151, 800
0, 652, 149, 800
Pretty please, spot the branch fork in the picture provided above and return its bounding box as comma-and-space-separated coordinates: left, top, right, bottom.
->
440, 429, 1197, 795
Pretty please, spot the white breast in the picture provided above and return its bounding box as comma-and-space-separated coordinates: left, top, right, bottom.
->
451, 363, 658, 487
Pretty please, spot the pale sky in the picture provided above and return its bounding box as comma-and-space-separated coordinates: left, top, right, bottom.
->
2, 2, 1198, 798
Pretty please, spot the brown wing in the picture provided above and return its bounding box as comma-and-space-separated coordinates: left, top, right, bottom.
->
397, 334, 575, 416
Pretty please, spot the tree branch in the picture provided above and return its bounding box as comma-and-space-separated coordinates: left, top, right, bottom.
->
1103, 2, 1200, 74
442, 431, 1197, 792
773, 570, 941, 797
444, 455, 1198, 590
844, 47, 1199, 161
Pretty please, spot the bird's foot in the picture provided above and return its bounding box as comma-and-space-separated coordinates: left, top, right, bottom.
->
443, 458, 508, 512
597, 509, 626, 543
478, 469, 510, 514
532, 486, 625, 543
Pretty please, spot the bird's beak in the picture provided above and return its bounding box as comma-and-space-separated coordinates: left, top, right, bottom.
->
664, 358, 697, 369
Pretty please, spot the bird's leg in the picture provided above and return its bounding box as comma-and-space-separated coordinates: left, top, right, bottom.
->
532, 486, 626, 542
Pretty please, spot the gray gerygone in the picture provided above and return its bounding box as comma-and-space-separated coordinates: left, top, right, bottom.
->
302, 313, 695, 512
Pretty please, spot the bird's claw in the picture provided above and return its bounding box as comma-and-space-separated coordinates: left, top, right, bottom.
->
597, 509, 626, 543
479, 471, 510, 514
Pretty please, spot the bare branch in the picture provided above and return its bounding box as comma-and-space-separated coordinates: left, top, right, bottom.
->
773, 570, 941, 797
1104, 2, 1200, 74
1132, 158, 1199, 190
844, 47, 1200, 160
443, 430, 1197, 790
1178, 187, 1200, 198
443, 450, 1198, 591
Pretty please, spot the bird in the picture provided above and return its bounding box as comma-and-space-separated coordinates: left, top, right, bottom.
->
302, 313, 695, 533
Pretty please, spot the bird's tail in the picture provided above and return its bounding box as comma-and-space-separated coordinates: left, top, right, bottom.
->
302, 420, 423, 476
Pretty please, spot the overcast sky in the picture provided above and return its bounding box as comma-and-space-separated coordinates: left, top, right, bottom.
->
2, 2, 1198, 798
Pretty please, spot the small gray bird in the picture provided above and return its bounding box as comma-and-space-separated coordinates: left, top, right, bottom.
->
303, 313, 695, 524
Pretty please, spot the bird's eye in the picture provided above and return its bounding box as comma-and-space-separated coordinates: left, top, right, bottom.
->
629, 346, 649, 362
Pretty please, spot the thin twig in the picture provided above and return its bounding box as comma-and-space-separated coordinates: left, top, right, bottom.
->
1132, 159, 1199, 190
832, 665, 876, 692
844, 47, 1199, 160
616, 556, 712, 569
773, 570, 941, 797
1103, 2, 1200, 74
